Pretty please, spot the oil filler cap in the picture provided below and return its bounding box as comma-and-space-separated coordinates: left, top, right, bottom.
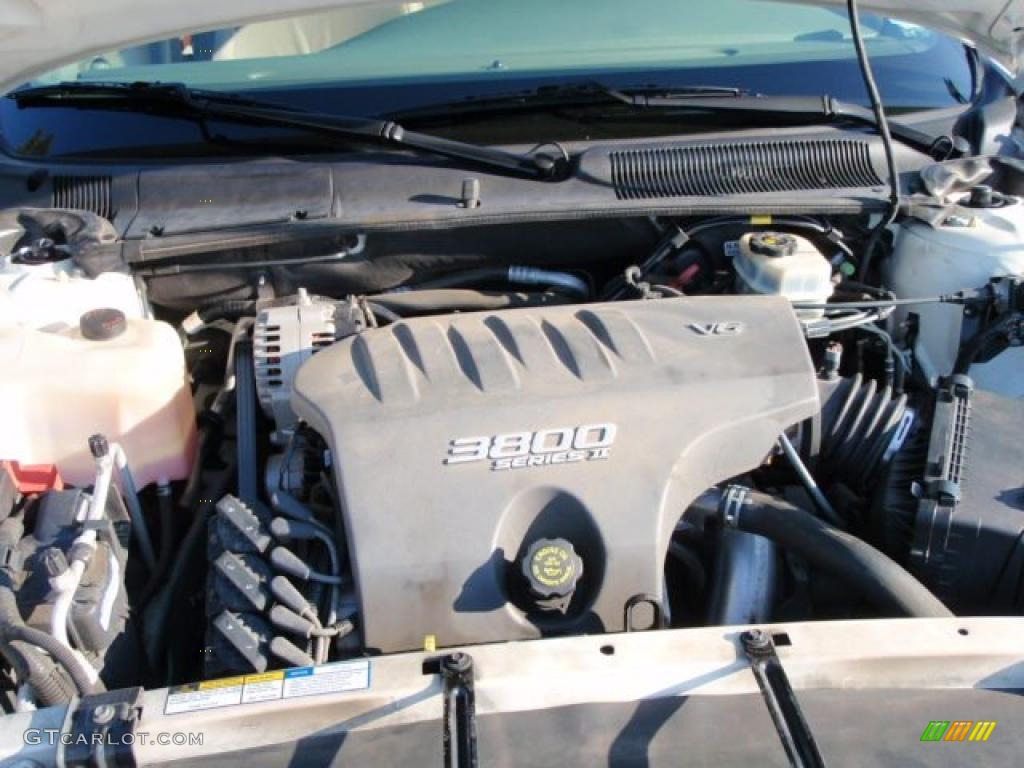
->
522, 538, 583, 613
748, 231, 798, 258
80, 308, 126, 341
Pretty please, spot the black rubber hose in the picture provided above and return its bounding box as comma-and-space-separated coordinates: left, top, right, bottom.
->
197, 300, 257, 325
142, 459, 236, 675
4, 639, 77, 705
135, 488, 176, 611
367, 289, 573, 315
954, 313, 1022, 374
402, 268, 513, 291
178, 414, 221, 511
0, 575, 85, 703
235, 341, 260, 505
400, 267, 590, 298
3, 624, 97, 696
730, 490, 952, 618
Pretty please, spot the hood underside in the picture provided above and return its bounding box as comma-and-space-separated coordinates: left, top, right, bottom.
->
0, 0, 1021, 95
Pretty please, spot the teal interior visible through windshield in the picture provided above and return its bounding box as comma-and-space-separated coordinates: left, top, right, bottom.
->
26, 0, 973, 110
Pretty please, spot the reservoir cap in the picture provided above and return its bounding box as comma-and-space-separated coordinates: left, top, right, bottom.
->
749, 232, 798, 258
523, 538, 583, 605
80, 308, 126, 341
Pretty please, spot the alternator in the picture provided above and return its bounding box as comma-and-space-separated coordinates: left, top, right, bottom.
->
253, 290, 344, 439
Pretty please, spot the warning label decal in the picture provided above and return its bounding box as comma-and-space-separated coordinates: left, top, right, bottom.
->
165, 660, 370, 715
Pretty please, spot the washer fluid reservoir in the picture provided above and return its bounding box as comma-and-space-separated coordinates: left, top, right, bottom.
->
886, 192, 1024, 395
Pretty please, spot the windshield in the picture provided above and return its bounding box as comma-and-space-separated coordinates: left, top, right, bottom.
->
3, 0, 979, 160
25, 0, 973, 108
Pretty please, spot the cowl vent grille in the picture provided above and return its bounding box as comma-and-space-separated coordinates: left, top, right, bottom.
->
52, 175, 114, 219
609, 140, 882, 199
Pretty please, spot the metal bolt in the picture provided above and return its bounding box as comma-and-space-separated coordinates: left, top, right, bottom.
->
459, 178, 481, 209
92, 704, 116, 725
741, 628, 771, 652
443, 652, 472, 674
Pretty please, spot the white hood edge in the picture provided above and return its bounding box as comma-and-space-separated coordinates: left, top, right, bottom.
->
0, 0, 1021, 95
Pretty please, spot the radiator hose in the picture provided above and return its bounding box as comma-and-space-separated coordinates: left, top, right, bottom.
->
368, 288, 572, 315
691, 486, 952, 619
181, 300, 258, 335
398, 266, 590, 299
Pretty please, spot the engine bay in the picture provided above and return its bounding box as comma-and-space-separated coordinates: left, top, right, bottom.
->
0, 156, 1023, 708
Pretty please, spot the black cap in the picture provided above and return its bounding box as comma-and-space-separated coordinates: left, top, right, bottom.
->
88, 434, 110, 458
748, 232, 798, 258
80, 308, 126, 341
968, 185, 995, 208
522, 538, 583, 602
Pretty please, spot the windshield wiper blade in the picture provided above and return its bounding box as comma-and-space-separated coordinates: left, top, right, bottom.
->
386, 82, 755, 122
9, 81, 560, 180
602, 89, 941, 155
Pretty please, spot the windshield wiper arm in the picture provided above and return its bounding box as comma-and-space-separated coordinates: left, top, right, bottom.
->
387, 81, 944, 157
9, 81, 561, 180
602, 88, 943, 156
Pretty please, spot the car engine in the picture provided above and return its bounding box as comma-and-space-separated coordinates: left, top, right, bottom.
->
0, 164, 1023, 702
292, 296, 817, 652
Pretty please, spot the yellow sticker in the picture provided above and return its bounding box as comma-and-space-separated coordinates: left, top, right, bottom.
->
750, 215, 773, 225
424, 634, 437, 652
198, 676, 245, 691
244, 671, 285, 684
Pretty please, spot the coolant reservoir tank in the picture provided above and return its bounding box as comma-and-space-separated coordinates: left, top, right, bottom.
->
886, 197, 1024, 393
734, 232, 833, 313
0, 312, 196, 487
0, 256, 145, 328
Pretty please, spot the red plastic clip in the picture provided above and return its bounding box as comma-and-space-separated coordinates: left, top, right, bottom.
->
1, 461, 64, 494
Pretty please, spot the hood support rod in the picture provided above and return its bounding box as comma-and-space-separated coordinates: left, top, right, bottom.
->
441, 652, 478, 768
741, 629, 827, 768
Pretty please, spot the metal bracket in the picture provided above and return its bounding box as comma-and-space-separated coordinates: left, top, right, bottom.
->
62, 686, 143, 768
441, 652, 478, 768
741, 630, 826, 768
720, 485, 750, 530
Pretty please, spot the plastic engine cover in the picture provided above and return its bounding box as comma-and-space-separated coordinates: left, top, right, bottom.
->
292, 296, 818, 652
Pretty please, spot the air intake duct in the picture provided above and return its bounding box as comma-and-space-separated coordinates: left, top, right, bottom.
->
811, 374, 909, 492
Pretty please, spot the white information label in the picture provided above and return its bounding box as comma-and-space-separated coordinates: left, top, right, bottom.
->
282, 660, 371, 700
165, 677, 244, 715
164, 661, 371, 715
